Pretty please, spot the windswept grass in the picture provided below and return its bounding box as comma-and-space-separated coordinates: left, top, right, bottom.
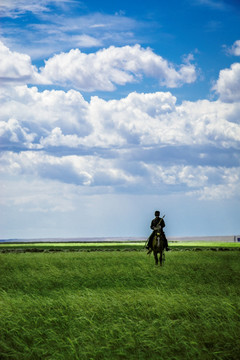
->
0, 251, 239, 359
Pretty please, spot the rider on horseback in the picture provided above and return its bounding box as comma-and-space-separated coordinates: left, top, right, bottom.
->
146, 210, 170, 251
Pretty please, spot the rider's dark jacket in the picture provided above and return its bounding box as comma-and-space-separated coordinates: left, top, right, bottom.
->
151, 217, 165, 231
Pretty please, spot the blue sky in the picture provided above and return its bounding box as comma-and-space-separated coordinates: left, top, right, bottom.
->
0, 0, 240, 239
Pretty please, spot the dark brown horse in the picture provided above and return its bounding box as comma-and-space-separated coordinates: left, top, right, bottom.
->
152, 228, 165, 266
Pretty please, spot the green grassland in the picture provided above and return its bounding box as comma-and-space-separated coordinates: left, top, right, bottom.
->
0, 249, 240, 360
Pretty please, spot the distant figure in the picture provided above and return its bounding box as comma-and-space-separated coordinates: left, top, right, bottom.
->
146, 210, 170, 252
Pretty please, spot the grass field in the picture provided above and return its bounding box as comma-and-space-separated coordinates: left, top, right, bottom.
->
0, 248, 240, 359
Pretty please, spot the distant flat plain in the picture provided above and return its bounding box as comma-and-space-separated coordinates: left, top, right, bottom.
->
0, 234, 239, 243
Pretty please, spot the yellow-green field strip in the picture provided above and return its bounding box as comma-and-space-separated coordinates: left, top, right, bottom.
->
170, 241, 240, 247
0, 242, 143, 247
0, 241, 240, 248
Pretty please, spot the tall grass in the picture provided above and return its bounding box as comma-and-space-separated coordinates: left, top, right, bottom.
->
0, 251, 239, 359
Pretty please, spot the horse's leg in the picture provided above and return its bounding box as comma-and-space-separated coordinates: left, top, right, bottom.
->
154, 251, 158, 265
160, 251, 163, 266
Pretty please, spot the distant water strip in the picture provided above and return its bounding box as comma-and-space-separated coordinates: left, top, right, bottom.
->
0, 235, 239, 243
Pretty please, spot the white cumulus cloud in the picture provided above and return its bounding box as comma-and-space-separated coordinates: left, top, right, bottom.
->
213, 62, 240, 103
40, 45, 197, 91
0, 85, 90, 139
0, 42, 197, 91
0, 151, 139, 188
188, 167, 240, 200
0, 118, 36, 147
1, 86, 240, 151
227, 40, 240, 56
0, 41, 42, 85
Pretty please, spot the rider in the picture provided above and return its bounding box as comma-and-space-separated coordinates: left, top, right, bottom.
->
146, 210, 170, 251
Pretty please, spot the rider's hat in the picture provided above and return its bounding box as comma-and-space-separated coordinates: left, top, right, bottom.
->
155, 210, 160, 216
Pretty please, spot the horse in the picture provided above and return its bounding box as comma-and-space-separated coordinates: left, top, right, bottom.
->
152, 227, 165, 266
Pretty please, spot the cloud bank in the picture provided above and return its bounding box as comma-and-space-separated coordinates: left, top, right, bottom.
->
1, 84, 240, 151
0, 40, 240, 219
1, 83, 240, 204
0, 42, 197, 90
40, 45, 197, 90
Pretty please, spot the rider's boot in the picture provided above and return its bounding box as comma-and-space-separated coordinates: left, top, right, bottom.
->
146, 236, 153, 250
146, 237, 153, 254
165, 239, 170, 251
